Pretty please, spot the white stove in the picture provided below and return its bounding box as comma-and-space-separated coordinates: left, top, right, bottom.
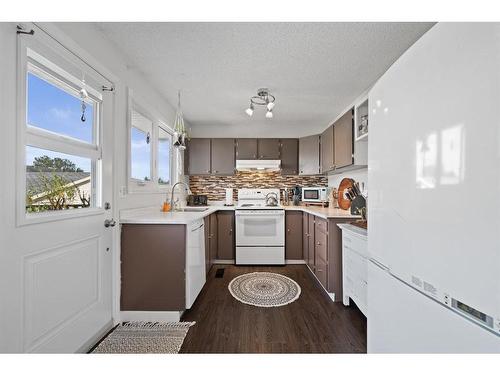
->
235, 189, 285, 265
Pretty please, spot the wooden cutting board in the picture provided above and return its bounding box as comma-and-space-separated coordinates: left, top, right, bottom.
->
338, 178, 354, 210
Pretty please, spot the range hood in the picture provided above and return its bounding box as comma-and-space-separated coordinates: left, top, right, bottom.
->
235, 159, 281, 172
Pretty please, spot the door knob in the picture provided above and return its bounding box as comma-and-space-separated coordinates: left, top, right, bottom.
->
104, 219, 116, 228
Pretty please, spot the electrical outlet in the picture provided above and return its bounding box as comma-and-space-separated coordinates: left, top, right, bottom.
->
119, 186, 127, 198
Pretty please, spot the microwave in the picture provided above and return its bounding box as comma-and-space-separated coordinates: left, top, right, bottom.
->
302, 187, 328, 203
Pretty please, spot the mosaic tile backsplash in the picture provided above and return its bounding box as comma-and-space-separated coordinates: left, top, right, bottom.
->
189, 171, 328, 201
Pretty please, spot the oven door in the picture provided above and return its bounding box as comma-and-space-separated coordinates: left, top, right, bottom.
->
235, 210, 285, 247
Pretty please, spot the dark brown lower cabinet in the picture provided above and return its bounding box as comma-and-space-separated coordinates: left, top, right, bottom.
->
301, 214, 353, 301
307, 214, 315, 270
204, 216, 210, 275
314, 219, 328, 289
209, 213, 218, 265
285, 211, 303, 260
121, 224, 186, 311
302, 213, 310, 262
216, 211, 235, 260
205, 214, 219, 274
315, 256, 328, 289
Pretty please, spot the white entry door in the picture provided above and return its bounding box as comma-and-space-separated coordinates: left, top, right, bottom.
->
0, 25, 114, 353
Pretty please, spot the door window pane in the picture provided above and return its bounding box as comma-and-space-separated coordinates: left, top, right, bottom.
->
158, 127, 172, 185
26, 146, 93, 213
27, 72, 94, 143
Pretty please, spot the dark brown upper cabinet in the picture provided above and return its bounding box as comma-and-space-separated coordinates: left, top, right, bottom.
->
280, 138, 299, 175
211, 138, 235, 175
236, 138, 258, 159
186, 138, 211, 175
257, 138, 280, 159
333, 109, 354, 169
321, 125, 335, 173
320, 107, 354, 173
299, 135, 321, 175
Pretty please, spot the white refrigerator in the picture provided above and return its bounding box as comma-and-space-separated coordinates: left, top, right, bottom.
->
367, 22, 500, 353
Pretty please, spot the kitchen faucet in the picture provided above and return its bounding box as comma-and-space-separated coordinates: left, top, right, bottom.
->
170, 181, 192, 211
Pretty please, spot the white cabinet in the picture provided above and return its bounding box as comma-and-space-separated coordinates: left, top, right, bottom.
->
338, 224, 368, 317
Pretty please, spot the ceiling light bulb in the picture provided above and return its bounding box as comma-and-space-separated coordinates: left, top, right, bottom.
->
266, 110, 273, 119
267, 102, 275, 111
245, 103, 254, 116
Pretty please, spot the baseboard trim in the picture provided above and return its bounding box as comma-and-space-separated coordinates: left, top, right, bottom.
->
78, 319, 114, 353
120, 311, 183, 323
286, 260, 307, 264
213, 260, 306, 265
212, 260, 235, 264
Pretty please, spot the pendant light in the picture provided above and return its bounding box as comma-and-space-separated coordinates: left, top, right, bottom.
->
173, 90, 187, 150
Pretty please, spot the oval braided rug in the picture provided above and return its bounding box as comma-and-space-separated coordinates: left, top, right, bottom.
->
228, 272, 301, 307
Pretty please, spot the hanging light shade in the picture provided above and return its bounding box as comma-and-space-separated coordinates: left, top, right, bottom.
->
173, 90, 187, 150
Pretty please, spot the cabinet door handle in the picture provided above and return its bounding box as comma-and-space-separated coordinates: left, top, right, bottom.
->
287, 228, 291, 232
316, 242, 321, 245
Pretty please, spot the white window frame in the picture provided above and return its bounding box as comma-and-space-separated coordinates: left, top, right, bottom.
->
16, 32, 106, 226
157, 122, 174, 187
129, 105, 154, 186
127, 89, 174, 194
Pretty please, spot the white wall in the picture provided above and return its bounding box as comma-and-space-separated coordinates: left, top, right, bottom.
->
328, 167, 368, 193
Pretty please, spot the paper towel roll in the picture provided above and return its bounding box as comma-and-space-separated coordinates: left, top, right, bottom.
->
225, 188, 233, 205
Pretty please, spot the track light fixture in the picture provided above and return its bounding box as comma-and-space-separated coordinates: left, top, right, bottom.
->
245, 103, 254, 116
245, 88, 276, 118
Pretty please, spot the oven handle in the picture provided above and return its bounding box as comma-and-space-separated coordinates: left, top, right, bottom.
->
235, 211, 285, 216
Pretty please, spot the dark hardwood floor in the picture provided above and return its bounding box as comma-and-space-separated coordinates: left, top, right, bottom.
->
180, 265, 367, 353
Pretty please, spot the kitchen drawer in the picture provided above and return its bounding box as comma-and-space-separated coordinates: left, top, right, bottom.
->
315, 217, 328, 234
347, 248, 367, 281
342, 231, 367, 258
315, 257, 328, 289
314, 229, 328, 262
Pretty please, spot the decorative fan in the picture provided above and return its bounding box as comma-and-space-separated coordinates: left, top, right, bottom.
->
173, 90, 187, 150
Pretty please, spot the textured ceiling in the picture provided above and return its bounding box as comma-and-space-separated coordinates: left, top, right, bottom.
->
94, 22, 434, 137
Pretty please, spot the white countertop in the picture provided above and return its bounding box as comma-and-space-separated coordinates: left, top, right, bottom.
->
337, 223, 368, 238
283, 205, 360, 220
120, 203, 360, 225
